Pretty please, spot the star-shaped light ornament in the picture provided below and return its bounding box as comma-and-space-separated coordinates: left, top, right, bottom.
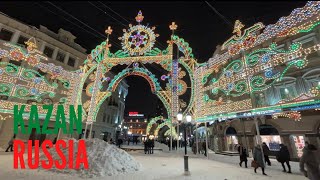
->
105, 26, 113, 35
233, 20, 244, 36
169, 22, 178, 31
135, 10, 144, 23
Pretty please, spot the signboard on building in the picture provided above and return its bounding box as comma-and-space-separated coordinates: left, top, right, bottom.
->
128, 112, 144, 117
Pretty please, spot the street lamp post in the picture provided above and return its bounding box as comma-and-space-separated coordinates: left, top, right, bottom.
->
177, 113, 192, 176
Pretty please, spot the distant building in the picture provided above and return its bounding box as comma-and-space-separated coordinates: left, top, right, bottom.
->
123, 112, 148, 142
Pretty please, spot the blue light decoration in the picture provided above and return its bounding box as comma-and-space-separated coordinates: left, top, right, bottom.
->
290, 103, 320, 111
133, 62, 139, 68
225, 70, 232, 78
33, 77, 42, 84
30, 88, 38, 95
264, 68, 273, 78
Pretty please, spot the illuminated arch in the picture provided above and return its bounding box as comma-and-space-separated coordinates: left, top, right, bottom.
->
164, 128, 178, 139
154, 119, 173, 137
146, 116, 163, 135
107, 67, 161, 92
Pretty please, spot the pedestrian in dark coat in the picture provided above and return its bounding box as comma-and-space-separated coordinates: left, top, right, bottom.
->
147, 139, 152, 154
202, 142, 207, 156
151, 139, 155, 154
253, 145, 267, 175
144, 140, 148, 154
262, 142, 271, 166
300, 144, 320, 180
5, 136, 15, 152
238, 143, 248, 168
276, 144, 291, 173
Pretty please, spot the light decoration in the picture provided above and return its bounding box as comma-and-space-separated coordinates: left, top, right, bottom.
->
119, 11, 159, 56
208, 1, 320, 69
78, 11, 197, 124
107, 67, 161, 92
146, 116, 164, 135
272, 111, 302, 121
194, 2, 320, 122
164, 128, 178, 139
0, 38, 82, 119
153, 119, 174, 137
0, 114, 11, 121
171, 58, 179, 118
222, 20, 265, 55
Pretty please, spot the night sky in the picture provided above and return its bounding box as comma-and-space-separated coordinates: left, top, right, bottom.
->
0, 1, 308, 117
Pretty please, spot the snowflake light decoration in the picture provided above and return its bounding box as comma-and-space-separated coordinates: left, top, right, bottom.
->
119, 11, 159, 56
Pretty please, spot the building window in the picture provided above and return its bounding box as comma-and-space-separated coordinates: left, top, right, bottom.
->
56, 51, 65, 63
67, 57, 76, 67
43, 46, 54, 58
9, 60, 21, 66
17, 36, 28, 48
0, 28, 13, 41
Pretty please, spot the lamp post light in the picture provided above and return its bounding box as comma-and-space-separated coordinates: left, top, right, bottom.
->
177, 112, 192, 176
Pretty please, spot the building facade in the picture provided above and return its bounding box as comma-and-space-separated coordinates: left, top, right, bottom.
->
123, 112, 148, 142
0, 12, 128, 148
202, 3, 320, 161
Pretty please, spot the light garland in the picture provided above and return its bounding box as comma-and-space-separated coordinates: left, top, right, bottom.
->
272, 111, 301, 121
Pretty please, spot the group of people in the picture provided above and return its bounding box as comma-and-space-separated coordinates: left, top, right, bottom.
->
237, 141, 320, 179
144, 138, 155, 154
166, 139, 186, 150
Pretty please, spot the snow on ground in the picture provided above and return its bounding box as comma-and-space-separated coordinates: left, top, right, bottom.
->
0, 145, 308, 180
39, 138, 141, 178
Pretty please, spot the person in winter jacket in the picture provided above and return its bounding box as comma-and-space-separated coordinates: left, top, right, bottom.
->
262, 142, 271, 166
238, 143, 248, 168
276, 144, 291, 173
300, 144, 320, 180
253, 145, 267, 175
5, 136, 15, 152
144, 139, 149, 154
202, 141, 207, 156
150, 139, 155, 154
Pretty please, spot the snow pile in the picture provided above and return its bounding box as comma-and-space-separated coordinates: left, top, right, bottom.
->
40, 138, 141, 178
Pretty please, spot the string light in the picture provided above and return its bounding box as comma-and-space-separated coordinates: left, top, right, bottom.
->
195, 2, 320, 122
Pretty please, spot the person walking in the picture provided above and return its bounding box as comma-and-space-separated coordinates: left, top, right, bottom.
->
5, 136, 15, 152
300, 144, 320, 180
202, 141, 207, 156
144, 139, 148, 154
262, 142, 271, 166
253, 145, 267, 175
238, 143, 248, 168
147, 139, 152, 154
117, 138, 123, 148
276, 144, 291, 173
151, 139, 155, 154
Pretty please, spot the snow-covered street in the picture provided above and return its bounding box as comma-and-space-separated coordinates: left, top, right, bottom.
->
0, 146, 308, 180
